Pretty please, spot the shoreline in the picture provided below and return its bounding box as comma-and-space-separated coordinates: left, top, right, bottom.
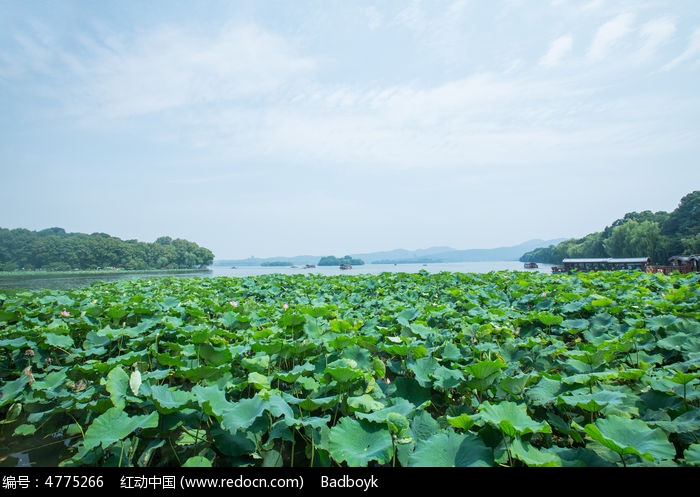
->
0, 268, 211, 278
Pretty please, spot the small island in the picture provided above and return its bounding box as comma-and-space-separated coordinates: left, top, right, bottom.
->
317, 255, 365, 266
260, 261, 294, 267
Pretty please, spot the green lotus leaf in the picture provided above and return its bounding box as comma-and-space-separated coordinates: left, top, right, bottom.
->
355, 398, 415, 424
387, 412, 410, 435
137, 439, 166, 467
561, 319, 590, 330
551, 446, 615, 467
13, 424, 36, 436
346, 394, 386, 413
500, 374, 532, 396
537, 312, 563, 327
393, 377, 431, 406
182, 456, 212, 467
156, 353, 185, 367
668, 371, 700, 385
465, 359, 505, 391
241, 354, 270, 373
591, 297, 614, 307
0, 310, 19, 322
407, 357, 440, 388
684, 444, 700, 465
408, 431, 492, 467
275, 362, 315, 383
296, 376, 320, 392
212, 427, 256, 457
325, 359, 363, 383
561, 301, 584, 313
192, 385, 231, 420
434, 344, 459, 364
584, 415, 675, 462
150, 385, 194, 414
447, 413, 474, 430
265, 394, 297, 425
328, 417, 393, 467
558, 389, 637, 415
44, 332, 74, 349
650, 409, 700, 434
83, 407, 158, 450
466, 359, 506, 379
262, 449, 284, 467
479, 401, 551, 437
221, 396, 266, 434
372, 357, 386, 378
248, 372, 271, 390
106, 366, 129, 410
341, 345, 372, 370
2, 402, 22, 424
409, 323, 434, 339
303, 315, 324, 338
0, 337, 32, 349
180, 365, 229, 381
410, 410, 439, 441
299, 395, 339, 412
197, 343, 233, 366
432, 365, 463, 390
525, 376, 562, 407
508, 438, 561, 467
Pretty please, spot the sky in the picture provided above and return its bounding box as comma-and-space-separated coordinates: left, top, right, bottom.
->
1, 0, 699, 260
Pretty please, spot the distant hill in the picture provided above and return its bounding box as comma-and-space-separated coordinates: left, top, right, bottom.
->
214, 239, 565, 267
520, 190, 700, 264
0, 227, 214, 271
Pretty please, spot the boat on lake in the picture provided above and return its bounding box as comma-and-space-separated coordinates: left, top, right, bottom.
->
339, 264, 352, 270
524, 262, 538, 269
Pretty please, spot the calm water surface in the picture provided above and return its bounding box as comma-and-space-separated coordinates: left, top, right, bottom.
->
0, 262, 554, 290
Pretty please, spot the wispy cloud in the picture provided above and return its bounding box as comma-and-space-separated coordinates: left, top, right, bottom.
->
663, 27, 700, 71
587, 13, 635, 62
391, 0, 472, 69
88, 24, 315, 118
637, 17, 675, 60
2, 22, 316, 118
540, 35, 573, 67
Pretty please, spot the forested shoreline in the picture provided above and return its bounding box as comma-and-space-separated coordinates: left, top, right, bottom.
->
521, 191, 699, 264
0, 227, 214, 271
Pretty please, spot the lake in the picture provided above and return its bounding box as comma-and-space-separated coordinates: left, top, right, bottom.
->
0, 261, 554, 290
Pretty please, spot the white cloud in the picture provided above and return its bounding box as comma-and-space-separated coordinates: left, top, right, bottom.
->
540, 35, 573, 67
182, 71, 676, 174
663, 27, 700, 71
637, 18, 675, 60
44, 23, 316, 118
391, 0, 471, 69
365, 6, 382, 30
587, 13, 635, 62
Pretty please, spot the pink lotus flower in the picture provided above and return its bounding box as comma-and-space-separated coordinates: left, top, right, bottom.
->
282, 303, 289, 310
541, 292, 547, 297
60, 310, 71, 317
230, 301, 238, 307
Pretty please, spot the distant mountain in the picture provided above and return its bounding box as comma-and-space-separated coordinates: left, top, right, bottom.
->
214, 239, 565, 266
350, 246, 455, 263
424, 239, 567, 263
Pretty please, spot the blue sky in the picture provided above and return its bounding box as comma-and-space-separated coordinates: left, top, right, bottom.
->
1, 0, 698, 259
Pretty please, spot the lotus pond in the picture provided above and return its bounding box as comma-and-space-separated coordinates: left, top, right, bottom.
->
1, 270, 699, 467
